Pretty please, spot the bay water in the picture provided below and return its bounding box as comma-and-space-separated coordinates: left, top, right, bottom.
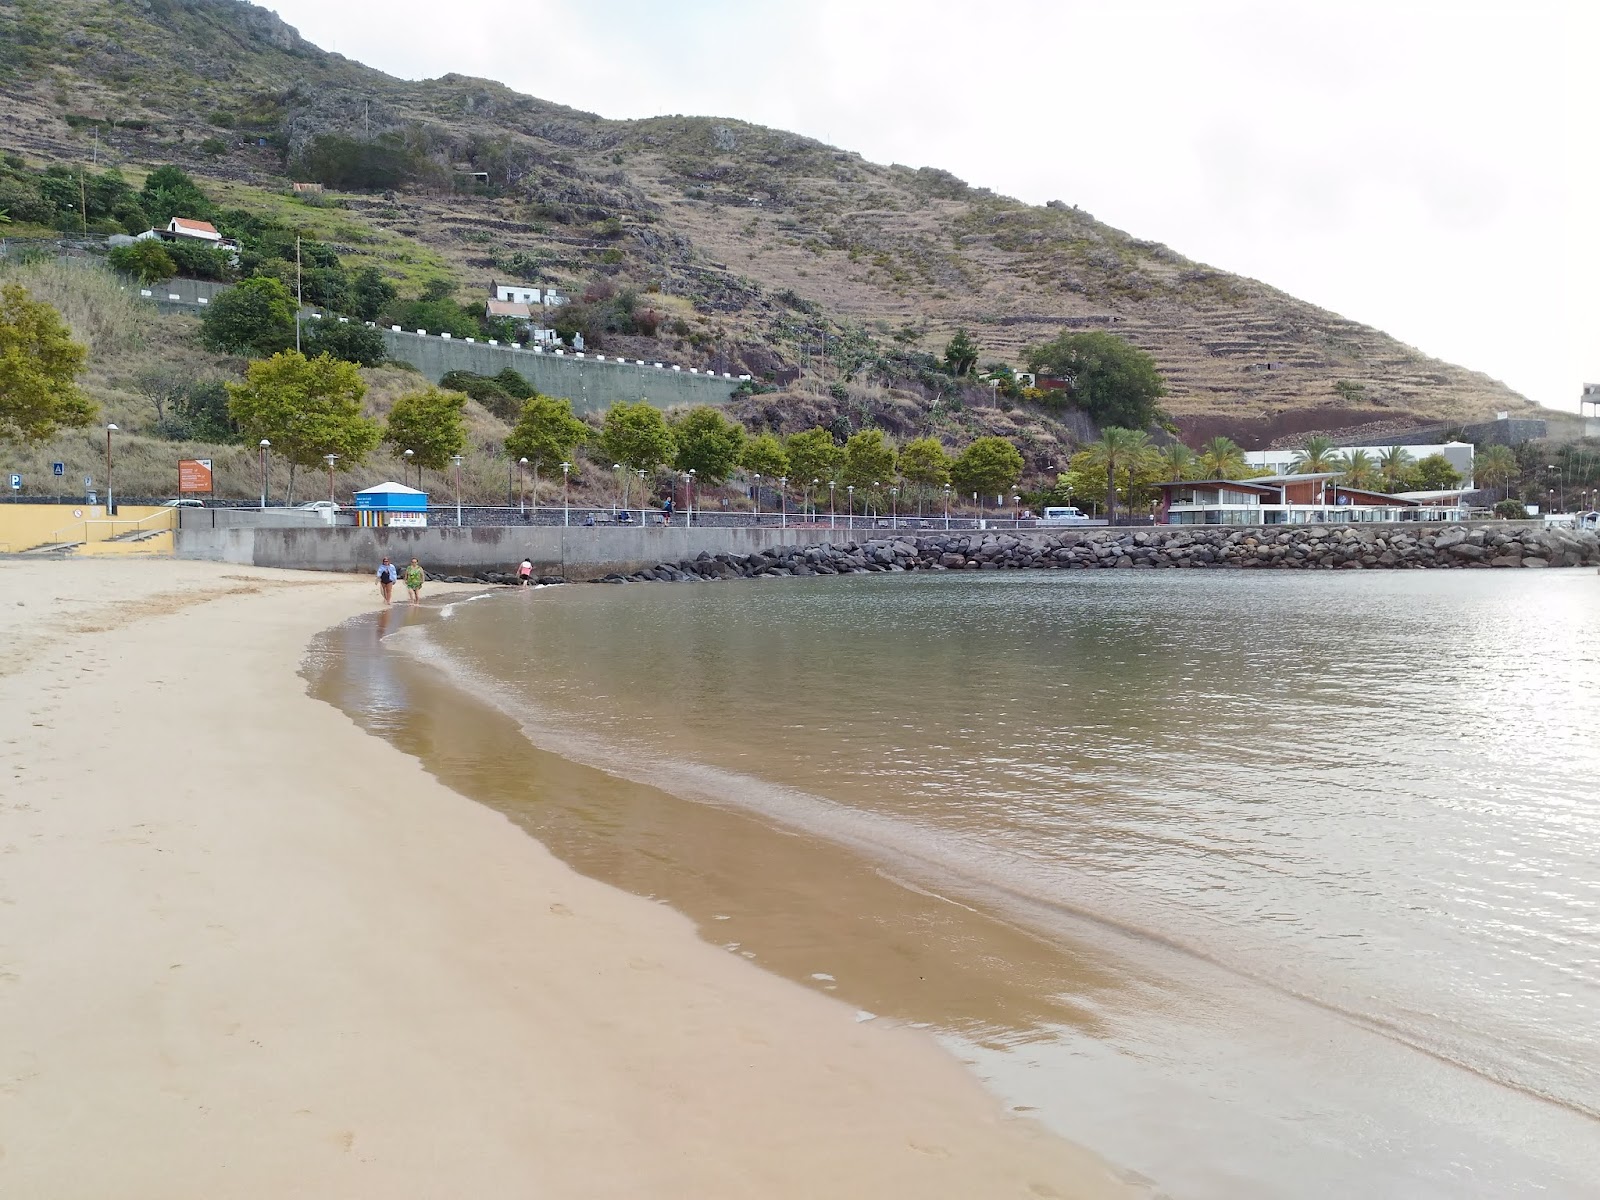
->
314, 570, 1600, 1197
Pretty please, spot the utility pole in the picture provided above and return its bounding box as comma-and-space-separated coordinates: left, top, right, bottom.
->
295, 235, 303, 353
78, 170, 87, 234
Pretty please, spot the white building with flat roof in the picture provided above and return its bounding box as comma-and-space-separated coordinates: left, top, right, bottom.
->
1244, 442, 1474, 487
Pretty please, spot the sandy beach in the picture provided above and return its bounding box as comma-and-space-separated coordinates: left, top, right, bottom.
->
0, 558, 1134, 1200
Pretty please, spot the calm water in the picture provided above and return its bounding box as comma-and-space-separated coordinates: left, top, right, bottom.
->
319, 571, 1600, 1198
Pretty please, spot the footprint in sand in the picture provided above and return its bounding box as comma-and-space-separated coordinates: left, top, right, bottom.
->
548, 902, 573, 917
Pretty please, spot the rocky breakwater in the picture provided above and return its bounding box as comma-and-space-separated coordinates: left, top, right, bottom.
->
573, 524, 1599, 583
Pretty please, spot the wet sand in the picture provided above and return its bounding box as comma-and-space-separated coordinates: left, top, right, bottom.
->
0, 559, 1136, 1199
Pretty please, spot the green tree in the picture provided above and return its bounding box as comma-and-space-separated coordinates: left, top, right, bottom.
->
201, 275, 298, 357
1198, 436, 1247, 479
784, 426, 843, 489
226, 351, 380, 502
1155, 441, 1197, 481
1410, 453, 1462, 490
1336, 448, 1380, 490
950, 436, 1025, 500
350, 267, 398, 323
1080, 427, 1152, 523
139, 165, 215, 227
943, 328, 979, 377
1376, 445, 1415, 491
840, 428, 897, 497
303, 320, 387, 367
107, 240, 177, 284
1024, 331, 1167, 429
0, 283, 96, 446
671, 406, 746, 485
1290, 434, 1340, 474
1474, 444, 1517, 499
897, 436, 952, 511
598, 400, 675, 474
740, 431, 790, 479
384, 386, 467, 480
505, 393, 590, 500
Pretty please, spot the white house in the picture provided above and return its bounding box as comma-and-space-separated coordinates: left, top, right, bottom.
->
166, 217, 222, 243
491, 281, 569, 308
1244, 442, 1475, 488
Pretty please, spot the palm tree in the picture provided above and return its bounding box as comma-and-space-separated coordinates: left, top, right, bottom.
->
1336, 449, 1380, 490
1291, 435, 1340, 473
1198, 435, 1247, 479
1155, 441, 1197, 482
1084, 427, 1152, 524
1376, 445, 1414, 492
1475, 444, 1518, 499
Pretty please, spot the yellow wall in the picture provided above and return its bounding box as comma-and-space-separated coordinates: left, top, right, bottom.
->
0, 504, 175, 553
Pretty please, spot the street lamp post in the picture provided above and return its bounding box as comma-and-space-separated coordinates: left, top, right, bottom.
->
324, 453, 338, 504
519, 458, 528, 516
847, 485, 854, 531
687, 468, 696, 527
778, 475, 787, 528
829, 480, 836, 529
105, 423, 118, 514
403, 448, 414, 490
258, 438, 271, 510
614, 463, 625, 514
636, 469, 645, 523
451, 453, 464, 526
889, 486, 898, 529
872, 481, 880, 524
752, 473, 762, 522
943, 483, 951, 530
811, 478, 820, 523
561, 461, 571, 526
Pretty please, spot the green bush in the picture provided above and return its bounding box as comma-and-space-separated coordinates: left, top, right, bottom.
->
303, 320, 387, 367
439, 370, 519, 421
107, 240, 177, 284
1493, 499, 1528, 519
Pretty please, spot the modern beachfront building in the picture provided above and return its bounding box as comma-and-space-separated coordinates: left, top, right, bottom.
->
1244, 442, 1475, 487
1156, 473, 1471, 525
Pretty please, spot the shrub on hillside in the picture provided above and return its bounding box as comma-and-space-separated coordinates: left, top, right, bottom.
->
303, 320, 387, 368
108, 240, 177, 285
201, 276, 297, 357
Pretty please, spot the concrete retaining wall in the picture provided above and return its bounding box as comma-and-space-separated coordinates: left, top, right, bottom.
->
375, 329, 738, 414
176, 523, 828, 580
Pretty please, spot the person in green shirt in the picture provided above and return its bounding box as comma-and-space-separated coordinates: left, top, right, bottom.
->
404, 558, 425, 604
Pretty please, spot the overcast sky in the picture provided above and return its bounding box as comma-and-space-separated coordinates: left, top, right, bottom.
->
266, 0, 1595, 413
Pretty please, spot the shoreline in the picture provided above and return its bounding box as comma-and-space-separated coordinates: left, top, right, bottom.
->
0, 558, 1137, 1199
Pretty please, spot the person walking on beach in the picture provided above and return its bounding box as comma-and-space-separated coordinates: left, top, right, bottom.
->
375, 556, 399, 605
404, 558, 425, 605
517, 558, 533, 586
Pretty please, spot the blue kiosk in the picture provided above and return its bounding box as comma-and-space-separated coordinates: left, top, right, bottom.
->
353, 482, 429, 527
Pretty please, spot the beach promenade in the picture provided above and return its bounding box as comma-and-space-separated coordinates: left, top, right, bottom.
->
0, 558, 1132, 1200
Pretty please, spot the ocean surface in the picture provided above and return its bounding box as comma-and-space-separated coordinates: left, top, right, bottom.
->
315, 571, 1600, 1198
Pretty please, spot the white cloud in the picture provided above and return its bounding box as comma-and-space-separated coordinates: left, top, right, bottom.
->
270, 0, 1595, 411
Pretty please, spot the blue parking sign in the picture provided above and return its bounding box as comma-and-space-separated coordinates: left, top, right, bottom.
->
9, 474, 20, 491
52, 462, 65, 476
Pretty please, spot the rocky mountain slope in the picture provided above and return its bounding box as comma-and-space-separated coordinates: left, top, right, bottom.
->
0, 0, 1536, 450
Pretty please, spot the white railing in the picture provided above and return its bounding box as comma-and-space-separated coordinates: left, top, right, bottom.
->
1164, 503, 1467, 526
39, 507, 177, 548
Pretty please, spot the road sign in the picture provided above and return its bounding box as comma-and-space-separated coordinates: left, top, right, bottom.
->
178, 458, 214, 493
52, 462, 65, 477
85, 475, 93, 489
9, 474, 20, 491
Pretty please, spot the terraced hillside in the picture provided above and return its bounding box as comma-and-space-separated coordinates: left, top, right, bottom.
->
0, 0, 1536, 448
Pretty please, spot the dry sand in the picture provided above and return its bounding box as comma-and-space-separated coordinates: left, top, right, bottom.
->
0, 558, 1137, 1200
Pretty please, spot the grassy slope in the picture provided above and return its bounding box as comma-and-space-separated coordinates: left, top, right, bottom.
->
0, 0, 1539, 460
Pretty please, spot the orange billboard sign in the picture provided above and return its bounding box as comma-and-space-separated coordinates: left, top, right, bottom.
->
178, 458, 214, 494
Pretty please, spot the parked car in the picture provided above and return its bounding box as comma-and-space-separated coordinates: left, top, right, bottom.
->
296, 500, 342, 512
160, 498, 205, 508
1037, 506, 1094, 525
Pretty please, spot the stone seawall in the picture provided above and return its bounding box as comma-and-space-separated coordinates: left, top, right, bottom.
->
518, 523, 1600, 585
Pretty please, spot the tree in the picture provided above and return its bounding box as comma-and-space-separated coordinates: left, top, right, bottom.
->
303, 320, 387, 367
226, 351, 380, 501
1376, 445, 1415, 492
784, 426, 843, 489
1080, 427, 1152, 523
139, 165, 215, 228
0, 283, 95, 446
1290, 434, 1340, 474
943, 328, 979, 377
1336, 448, 1380, 490
505, 393, 590, 500
1024, 330, 1167, 429
950, 436, 1024, 500
1410, 453, 1462, 490
1475, 444, 1517, 499
1155, 441, 1197, 482
350, 267, 399, 323
598, 400, 675, 474
384, 386, 467, 480
740, 431, 790, 479
1198, 436, 1247, 479
840, 428, 897, 495
671, 406, 746, 485
897, 436, 951, 511
107, 240, 176, 284
202, 276, 298, 357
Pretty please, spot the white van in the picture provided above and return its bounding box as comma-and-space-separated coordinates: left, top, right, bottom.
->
1038, 506, 1093, 526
